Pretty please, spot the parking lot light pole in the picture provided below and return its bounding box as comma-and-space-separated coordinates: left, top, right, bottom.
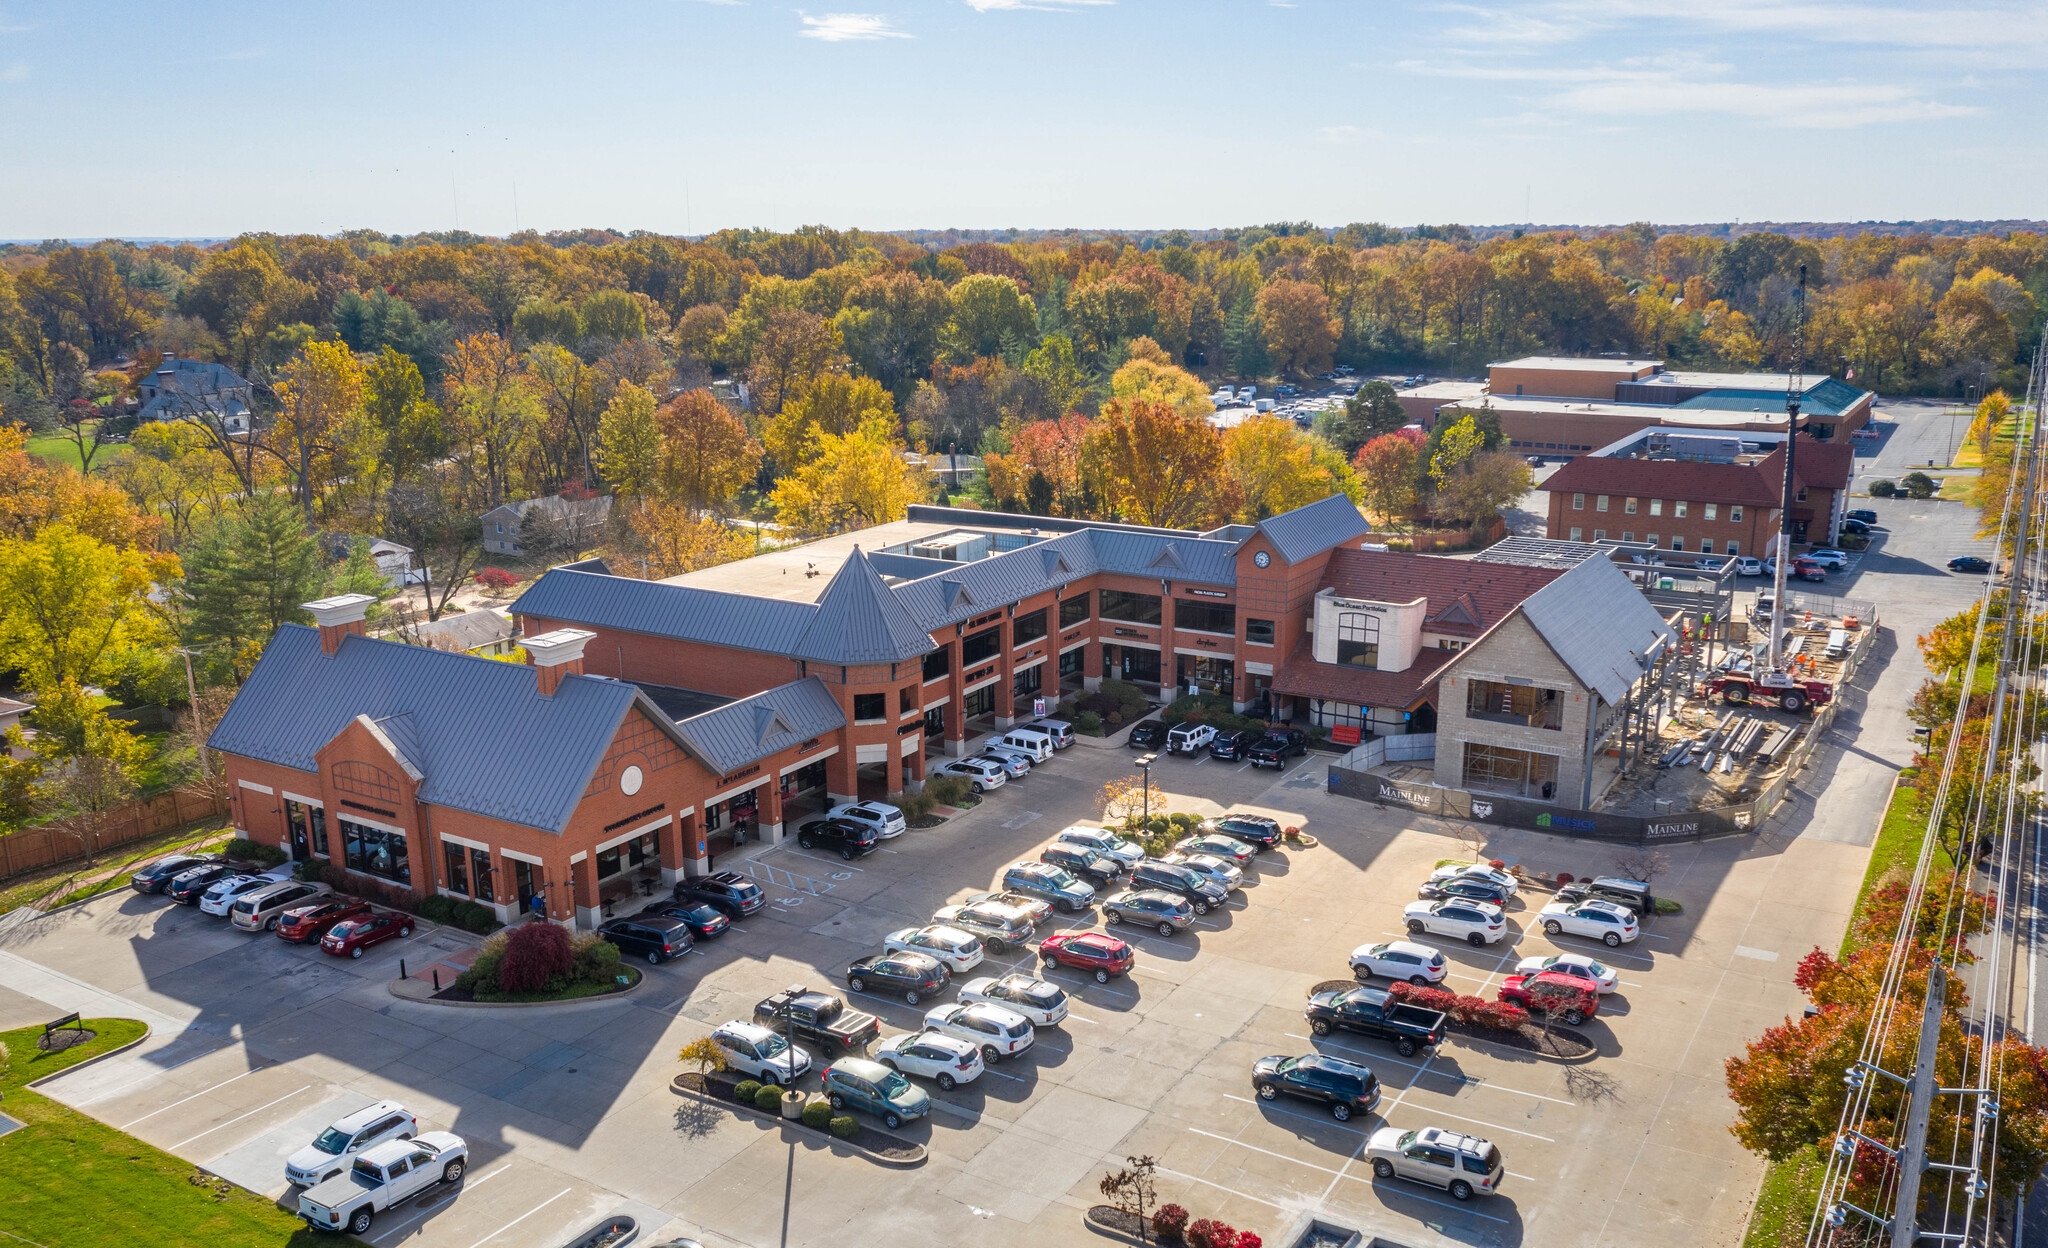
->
1135, 754, 1156, 828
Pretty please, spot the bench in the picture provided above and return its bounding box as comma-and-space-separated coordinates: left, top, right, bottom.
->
37, 1012, 86, 1052
1330, 725, 1362, 746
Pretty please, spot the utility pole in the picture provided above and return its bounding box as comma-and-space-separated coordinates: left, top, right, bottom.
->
176, 647, 209, 779
1891, 960, 1947, 1248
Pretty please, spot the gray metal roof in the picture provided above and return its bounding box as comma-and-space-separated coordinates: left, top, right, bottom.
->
1473, 537, 1610, 571
1247, 494, 1371, 565
207, 625, 683, 835
512, 569, 817, 656
664, 677, 847, 774
791, 549, 936, 664
1516, 557, 1676, 704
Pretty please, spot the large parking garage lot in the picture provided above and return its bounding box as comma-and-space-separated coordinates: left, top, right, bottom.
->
0, 737, 1866, 1248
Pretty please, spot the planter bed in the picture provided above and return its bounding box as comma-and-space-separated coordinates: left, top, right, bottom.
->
1083, 1205, 1157, 1241
432, 966, 641, 1005
672, 1071, 924, 1164
1308, 980, 1596, 1061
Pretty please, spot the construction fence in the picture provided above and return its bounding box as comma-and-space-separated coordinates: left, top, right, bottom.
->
1325, 614, 1883, 846
0, 785, 228, 880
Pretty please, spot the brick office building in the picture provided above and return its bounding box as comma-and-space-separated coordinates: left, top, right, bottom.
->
1541, 430, 1856, 552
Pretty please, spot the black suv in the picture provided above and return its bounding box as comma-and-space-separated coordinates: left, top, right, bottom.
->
133, 853, 221, 895
165, 862, 249, 904
674, 871, 767, 919
1204, 814, 1284, 851
1556, 876, 1653, 916
1127, 721, 1168, 749
1251, 1054, 1382, 1122
1246, 728, 1308, 769
597, 914, 695, 965
1040, 844, 1125, 885
1129, 860, 1228, 915
1416, 876, 1513, 905
797, 817, 879, 861
1208, 729, 1254, 761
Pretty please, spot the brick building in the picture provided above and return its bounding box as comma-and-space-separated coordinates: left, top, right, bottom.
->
1541, 430, 1856, 552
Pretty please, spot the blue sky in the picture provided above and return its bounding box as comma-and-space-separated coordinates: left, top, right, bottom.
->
0, 0, 2037, 237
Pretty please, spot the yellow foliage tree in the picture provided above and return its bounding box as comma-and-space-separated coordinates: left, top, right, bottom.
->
270, 339, 371, 518
627, 498, 755, 578
1221, 417, 1358, 521
768, 374, 895, 470
770, 416, 928, 536
1088, 399, 1229, 530
0, 524, 175, 691
1109, 357, 1215, 420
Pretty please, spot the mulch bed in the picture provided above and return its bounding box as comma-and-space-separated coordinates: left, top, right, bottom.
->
674, 1071, 923, 1161
1306, 979, 1596, 1060
1084, 1205, 1160, 1241
35, 1027, 95, 1052
908, 815, 946, 830
431, 968, 639, 1004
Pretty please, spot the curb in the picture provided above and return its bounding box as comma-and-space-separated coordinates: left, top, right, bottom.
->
388, 967, 646, 1009
25, 1021, 154, 1090
1450, 1024, 1600, 1065
1081, 1206, 1151, 1243
668, 1075, 926, 1167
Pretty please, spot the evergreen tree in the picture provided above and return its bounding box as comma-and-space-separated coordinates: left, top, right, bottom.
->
1223, 292, 1269, 377
325, 536, 393, 622
179, 492, 324, 652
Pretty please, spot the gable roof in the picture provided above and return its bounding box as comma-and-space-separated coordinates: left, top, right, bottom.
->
1319, 549, 1564, 637
791, 548, 936, 664
1468, 556, 1676, 704
513, 569, 817, 657
663, 678, 847, 775
209, 625, 690, 834
1270, 639, 1453, 710
1248, 494, 1372, 565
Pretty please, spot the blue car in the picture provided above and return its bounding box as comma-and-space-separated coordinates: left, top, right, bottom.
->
821, 1056, 930, 1129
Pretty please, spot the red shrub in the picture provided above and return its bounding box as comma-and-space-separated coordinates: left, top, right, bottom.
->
1387, 982, 1459, 1014
475, 567, 520, 593
1477, 1001, 1529, 1030
498, 922, 574, 993
1556, 872, 1575, 885
1236, 1234, 1263, 1248
1153, 1204, 1189, 1241
1187, 1219, 1238, 1248
1793, 946, 1839, 995
1488, 858, 1506, 869
1449, 994, 1491, 1024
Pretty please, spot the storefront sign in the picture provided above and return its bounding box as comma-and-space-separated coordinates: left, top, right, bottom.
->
1112, 627, 1149, 638
797, 737, 821, 754
1060, 627, 1085, 643
716, 763, 762, 787
1195, 636, 1220, 648
970, 610, 1005, 628
341, 799, 397, 819
603, 803, 665, 833
965, 664, 995, 684
896, 721, 922, 735
1188, 588, 1228, 599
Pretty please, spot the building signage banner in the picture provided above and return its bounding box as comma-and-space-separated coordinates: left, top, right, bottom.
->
1372, 779, 1442, 813
1337, 765, 1747, 844
1033, 697, 1049, 716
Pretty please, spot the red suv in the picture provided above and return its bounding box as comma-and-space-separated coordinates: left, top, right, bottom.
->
1497, 970, 1600, 1025
1038, 932, 1134, 983
276, 897, 371, 944
319, 912, 414, 959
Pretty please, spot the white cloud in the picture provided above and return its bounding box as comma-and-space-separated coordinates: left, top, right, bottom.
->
966, 0, 1110, 9
797, 12, 911, 39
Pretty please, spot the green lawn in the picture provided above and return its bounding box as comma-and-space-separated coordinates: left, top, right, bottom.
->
1845, 774, 1951, 955
0, 824, 232, 917
0, 1018, 316, 1248
1741, 1146, 1828, 1248
24, 425, 128, 473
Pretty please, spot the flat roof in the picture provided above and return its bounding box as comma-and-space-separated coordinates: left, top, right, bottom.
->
661, 519, 961, 604
1493, 357, 1661, 373
1470, 393, 1791, 428
1410, 381, 1488, 400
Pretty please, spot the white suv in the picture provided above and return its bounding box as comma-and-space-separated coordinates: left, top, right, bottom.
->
931, 758, 1006, 793
825, 801, 907, 840
709, 1021, 812, 1085
922, 1001, 1034, 1064
1166, 723, 1216, 755
1403, 899, 1507, 946
883, 925, 985, 973
1537, 898, 1639, 946
875, 1030, 983, 1090
285, 1101, 418, 1188
1350, 939, 1449, 984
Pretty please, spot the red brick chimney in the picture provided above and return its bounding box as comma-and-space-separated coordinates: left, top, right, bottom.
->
525, 628, 596, 696
304, 594, 378, 656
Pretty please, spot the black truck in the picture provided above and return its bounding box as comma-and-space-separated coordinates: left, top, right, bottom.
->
753, 985, 882, 1054
1304, 985, 1447, 1057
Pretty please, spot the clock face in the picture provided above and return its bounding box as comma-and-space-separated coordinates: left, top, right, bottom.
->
1253, 551, 1271, 568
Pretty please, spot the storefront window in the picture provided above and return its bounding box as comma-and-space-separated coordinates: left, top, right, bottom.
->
1174, 599, 1236, 635
596, 845, 623, 879
1245, 618, 1275, 646
470, 847, 494, 902
1013, 665, 1042, 697
924, 704, 947, 737
963, 686, 996, 719
1059, 595, 1090, 628
1059, 648, 1084, 678
962, 627, 1001, 665
309, 807, 327, 856
444, 843, 469, 895
1013, 609, 1047, 645
341, 819, 410, 885
1099, 589, 1161, 625
922, 646, 951, 682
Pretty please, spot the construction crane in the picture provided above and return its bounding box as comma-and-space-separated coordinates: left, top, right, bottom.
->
1765, 264, 1808, 679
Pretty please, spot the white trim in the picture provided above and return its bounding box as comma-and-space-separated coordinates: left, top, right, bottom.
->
1243, 661, 1275, 676
964, 674, 1001, 695
1103, 637, 1161, 652
900, 734, 921, 756
922, 695, 951, 711
1173, 628, 1235, 640
333, 809, 404, 835
438, 831, 490, 852
593, 815, 671, 857
1013, 654, 1047, 674
782, 750, 835, 776
500, 848, 545, 867
855, 743, 890, 764
570, 851, 587, 864
238, 780, 274, 795
281, 791, 322, 808
1174, 646, 1235, 659
1058, 638, 1090, 655
706, 776, 769, 808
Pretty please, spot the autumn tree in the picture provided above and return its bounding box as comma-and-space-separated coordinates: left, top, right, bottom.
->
1109, 357, 1215, 421
770, 416, 927, 536
768, 374, 895, 471
1089, 399, 1229, 529
270, 339, 372, 519
1221, 417, 1357, 522
1353, 432, 1423, 526
442, 333, 543, 509
1256, 278, 1338, 375
1435, 451, 1532, 527
0, 524, 174, 691
1021, 335, 1091, 418
745, 309, 845, 419
362, 346, 447, 491
524, 343, 609, 489
656, 389, 763, 513
943, 274, 1037, 361
984, 413, 1097, 516
626, 498, 755, 577
597, 382, 662, 500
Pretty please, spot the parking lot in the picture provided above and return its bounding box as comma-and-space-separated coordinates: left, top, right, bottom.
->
0, 723, 1877, 1248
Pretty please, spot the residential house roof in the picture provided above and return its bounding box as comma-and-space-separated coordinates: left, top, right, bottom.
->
411, 609, 516, 654
208, 625, 690, 834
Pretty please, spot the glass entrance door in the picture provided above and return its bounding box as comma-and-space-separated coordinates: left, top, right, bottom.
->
514, 860, 540, 916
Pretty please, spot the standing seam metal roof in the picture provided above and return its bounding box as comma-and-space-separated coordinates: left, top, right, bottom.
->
511, 569, 818, 656
1514, 557, 1676, 704
663, 677, 848, 774
791, 549, 936, 663
206, 626, 685, 834
1246, 494, 1372, 565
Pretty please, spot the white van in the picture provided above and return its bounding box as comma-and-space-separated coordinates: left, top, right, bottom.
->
1825, 628, 1850, 660
1254, 399, 1275, 413
1237, 386, 1258, 401
1030, 718, 1075, 749
993, 728, 1054, 762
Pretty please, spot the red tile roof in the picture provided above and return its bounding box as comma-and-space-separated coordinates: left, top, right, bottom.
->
1271, 638, 1454, 709
1544, 435, 1848, 506
1317, 549, 1564, 638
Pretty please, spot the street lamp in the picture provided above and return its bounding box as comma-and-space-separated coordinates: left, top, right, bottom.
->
1135, 753, 1157, 829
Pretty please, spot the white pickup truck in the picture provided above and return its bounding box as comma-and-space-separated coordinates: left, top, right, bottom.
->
297, 1133, 467, 1235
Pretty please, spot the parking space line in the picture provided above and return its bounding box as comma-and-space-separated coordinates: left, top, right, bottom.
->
1391, 1103, 1554, 1142
119, 1063, 273, 1129
1155, 1165, 1283, 1210
1185, 1126, 1510, 1223
1224, 1092, 1369, 1134
461, 1188, 571, 1248
80, 1041, 231, 1106
1064, 1013, 1098, 1025
1364, 1179, 1513, 1224
167, 1084, 312, 1150
370, 1167, 504, 1243
780, 851, 864, 872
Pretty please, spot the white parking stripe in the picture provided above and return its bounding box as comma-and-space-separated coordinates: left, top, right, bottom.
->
119, 1064, 272, 1129
168, 1085, 312, 1150
1280, 1034, 1575, 1106
781, 851, 864, 872
369, 1167, 504, 1243
1155, 1165, 1283, 1210
81, 1042, 232, 1106
1186, 1127, 1511, 1223
462, 1188, 571, 1248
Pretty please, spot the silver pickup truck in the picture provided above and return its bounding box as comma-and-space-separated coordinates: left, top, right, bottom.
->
297, 1132, 468, 1234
